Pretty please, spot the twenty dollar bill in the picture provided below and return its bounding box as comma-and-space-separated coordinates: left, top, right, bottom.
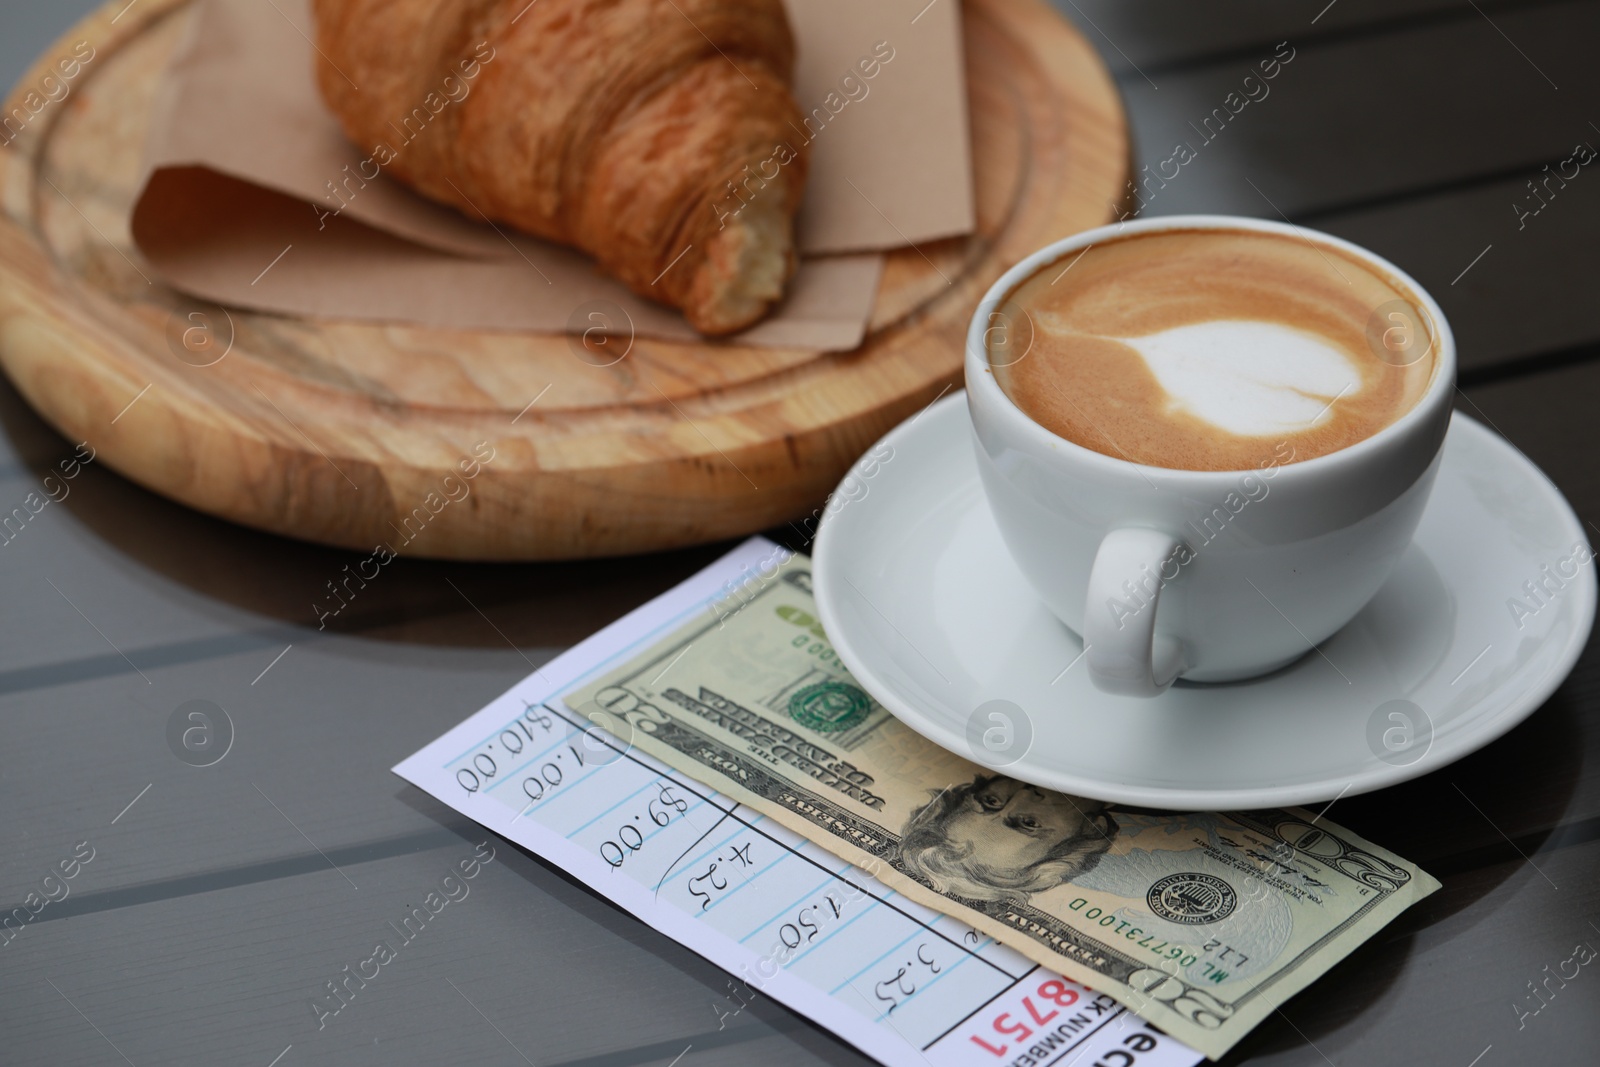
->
564, 553, 1438, 1060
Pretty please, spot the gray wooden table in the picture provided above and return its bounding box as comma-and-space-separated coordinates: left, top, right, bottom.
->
4, 2, 1599, 1064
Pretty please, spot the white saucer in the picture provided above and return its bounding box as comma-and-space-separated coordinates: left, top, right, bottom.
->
813, 393, 1595, 809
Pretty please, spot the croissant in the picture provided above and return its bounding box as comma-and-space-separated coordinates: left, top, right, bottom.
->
311, 0, 811, 335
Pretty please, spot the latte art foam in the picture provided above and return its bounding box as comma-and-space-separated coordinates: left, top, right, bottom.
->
991, 229, 1437, 471
1120, 320, 1359, 434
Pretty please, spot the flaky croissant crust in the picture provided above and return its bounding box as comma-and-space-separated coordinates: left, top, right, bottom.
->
313, 0, 811, 334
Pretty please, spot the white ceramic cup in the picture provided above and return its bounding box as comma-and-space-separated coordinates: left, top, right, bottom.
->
964, 215, 1456, 697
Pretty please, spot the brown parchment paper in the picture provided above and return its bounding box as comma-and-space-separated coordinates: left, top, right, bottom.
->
130, 0, 973, 350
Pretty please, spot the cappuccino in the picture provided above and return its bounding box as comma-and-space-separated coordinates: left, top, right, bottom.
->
987, 228, 1438, 471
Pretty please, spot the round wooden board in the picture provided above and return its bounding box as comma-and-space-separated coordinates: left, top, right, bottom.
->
0, 0, 1127, 560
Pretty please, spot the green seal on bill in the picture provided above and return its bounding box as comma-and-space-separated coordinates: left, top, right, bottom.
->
787, 681, 871, 733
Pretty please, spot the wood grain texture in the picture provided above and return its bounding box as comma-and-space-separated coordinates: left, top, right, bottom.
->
0, 0, 1129, 560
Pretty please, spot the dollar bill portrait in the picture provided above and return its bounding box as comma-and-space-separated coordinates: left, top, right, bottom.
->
888, 775, 1117, 908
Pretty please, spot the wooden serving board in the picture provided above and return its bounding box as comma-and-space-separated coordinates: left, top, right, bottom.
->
0, 0, 1127, 560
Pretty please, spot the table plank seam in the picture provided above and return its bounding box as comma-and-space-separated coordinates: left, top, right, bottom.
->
0, 628, 309, 695
1292, 152, 1590, 228
1111, 0, 1588, 82
0, 823, 476, 926
1458, 337, 1600, 389
1416, 811, 1600, 878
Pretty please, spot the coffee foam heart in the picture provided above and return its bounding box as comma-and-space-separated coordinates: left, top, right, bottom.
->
991, 229, 1436, 471
1114, 320, 1360, 436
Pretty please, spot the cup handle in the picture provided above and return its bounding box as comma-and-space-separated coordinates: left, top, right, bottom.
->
1083, 528, 1187, 697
